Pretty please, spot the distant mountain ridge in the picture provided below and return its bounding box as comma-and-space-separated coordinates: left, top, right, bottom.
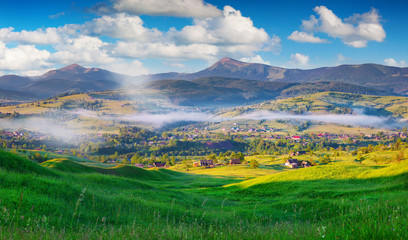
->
145, 57, 408, 95
1, 58, 407, 102
0, 64, 125, 98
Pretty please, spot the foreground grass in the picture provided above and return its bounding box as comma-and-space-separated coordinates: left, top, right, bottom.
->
0, 150, 407, 239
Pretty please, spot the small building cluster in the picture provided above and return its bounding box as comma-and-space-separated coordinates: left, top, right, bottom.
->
284, 159, 312, 169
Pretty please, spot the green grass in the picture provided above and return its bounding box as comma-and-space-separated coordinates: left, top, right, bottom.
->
1, 150, 408, 239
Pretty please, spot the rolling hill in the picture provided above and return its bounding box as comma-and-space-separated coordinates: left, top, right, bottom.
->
145, 76, 393, 106
219, 91, 408, 118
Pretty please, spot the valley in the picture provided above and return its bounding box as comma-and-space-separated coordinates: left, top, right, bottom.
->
1, 58, 408, 240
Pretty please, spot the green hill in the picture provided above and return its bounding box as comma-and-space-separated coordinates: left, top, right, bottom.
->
41, 158, 97, 174
0, 150, 57, 176
145, 76, 393, 107
221, 91, 408, 117
1, 150, 408, 239
41, 158, 169, 181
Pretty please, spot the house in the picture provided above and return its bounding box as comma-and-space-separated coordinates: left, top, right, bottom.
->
230, 158, 241, 165
301, 161, 311, 168
154, 162, 165, 167
289, 151, 307, 157
285, 159, 300, 168
200, 159, 214, 167
193, 162, 199, 167
292, 136, 301, 141
134, 164, 144, 168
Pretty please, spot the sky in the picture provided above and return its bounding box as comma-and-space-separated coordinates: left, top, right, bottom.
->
0, 0, 407, 76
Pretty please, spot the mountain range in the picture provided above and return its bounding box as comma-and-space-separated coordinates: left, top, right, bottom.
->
0, 58, 407, 106
145, 58, 408, 95
0, 64, 124, 99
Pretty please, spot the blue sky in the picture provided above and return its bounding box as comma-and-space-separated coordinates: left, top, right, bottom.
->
0, 0, 406, 76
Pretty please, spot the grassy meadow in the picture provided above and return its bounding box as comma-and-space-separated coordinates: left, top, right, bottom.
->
0, 149, 407, 239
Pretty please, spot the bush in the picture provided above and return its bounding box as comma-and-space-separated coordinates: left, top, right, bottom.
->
250, 159, 259, 169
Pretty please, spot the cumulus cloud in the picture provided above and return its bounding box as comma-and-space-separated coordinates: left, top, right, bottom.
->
51, 36, 113, 65
173, 6, 269, 45
101, 60, 149, 76
113, 0, 222, 18
81, 13, 162, 41
289, 6, 385, 47
113, 5, 280, 60
0, 41, 51, 71
0, 27, 61, 45
287, 31, 329, 43
384, 58, 406, 67
114, 42, 219, 60
289, 53, 309, 67
240, 55, 270, 65
0, 3, 278, 74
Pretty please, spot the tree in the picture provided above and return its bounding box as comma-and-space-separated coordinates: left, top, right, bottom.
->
250, 159, 259, 169
131, 154, 140, 164
320, 154, 331, 164
170, 156, 176, 166
182, 159, 192, 171
162, 154, 170, 165
150, 153, 156, 162
394, 150, 405, 162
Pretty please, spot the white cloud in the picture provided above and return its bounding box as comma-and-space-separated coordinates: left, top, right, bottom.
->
240, 55, 270, 65
291, 6, 385, 48
0, 41, 51, 71
81, 13, 162, 41
166, 6, 280, 58
337, 54, 347, 62
51, 36, 114, 65
173, 6, 270, 46
287, 31, 329, 43
0, 27, 61, 45
0, 4, 279, 74
166, 62, 186, 68
289, 53, 309, 67
100, 60, 149, 76
113, 0, 222, 18
49, 12, 65, 19
384, 58, 406, 67
114, 41, 219, 60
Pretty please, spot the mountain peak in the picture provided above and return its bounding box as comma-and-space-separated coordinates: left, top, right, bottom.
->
59, 63, 86, 72
211, 57, 247, 68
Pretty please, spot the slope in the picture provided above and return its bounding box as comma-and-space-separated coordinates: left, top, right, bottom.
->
221, 91, 408, 117
145, 76, 390, 107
